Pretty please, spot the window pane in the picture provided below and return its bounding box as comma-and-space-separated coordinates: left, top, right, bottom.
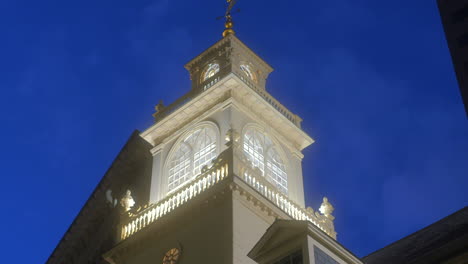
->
168, 126, 218, 192
243, 127, 288, 193
243, 128, 265, 174
203, 63, 220, 81
267, 147, 288, 193
314, 246, 339, 264
168, 143, 191, 191
190, 127, 217, 176
240, 64, 256, 83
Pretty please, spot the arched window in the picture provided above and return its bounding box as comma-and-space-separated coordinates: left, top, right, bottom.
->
202, 63, 220, 82
243, 126, 288, 193
240, 64, 257, 83
167, 125, 218, 192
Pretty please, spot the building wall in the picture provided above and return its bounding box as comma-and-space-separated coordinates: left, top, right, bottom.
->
117, 191, 234, 264
232, 191, 275, 264
105, 184, 305, 264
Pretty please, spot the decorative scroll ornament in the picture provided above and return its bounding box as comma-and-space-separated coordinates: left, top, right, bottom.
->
120, 190, 135, 212
155, 100, 165, 113
153, 100, 166, 121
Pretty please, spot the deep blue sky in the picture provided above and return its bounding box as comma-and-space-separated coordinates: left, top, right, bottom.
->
1, 0, 467, 263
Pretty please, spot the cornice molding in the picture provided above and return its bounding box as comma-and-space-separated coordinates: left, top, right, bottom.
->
141, 74, 313, 152
184, 35, 273, 73
184, 37, 230, 70
150, 144, 164, 156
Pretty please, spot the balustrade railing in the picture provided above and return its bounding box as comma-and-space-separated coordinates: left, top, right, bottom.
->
203, 76, 220, 90
120, 160, 229, 240
153, 76, 220, 122
120, 147, 335, 241
152, 90, 197, 122
238, 158, 336, 239
152, 72, 301, 129
236, 73, 302, 128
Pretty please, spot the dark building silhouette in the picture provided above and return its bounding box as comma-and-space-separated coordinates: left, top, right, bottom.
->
437, 0, 468, 116
363, 207, 468, 264
46, 132, 154, 263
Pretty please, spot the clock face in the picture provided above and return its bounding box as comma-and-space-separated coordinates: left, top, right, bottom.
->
162, 248, 181, 264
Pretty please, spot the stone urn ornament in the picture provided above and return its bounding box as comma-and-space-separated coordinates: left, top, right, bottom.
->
319, 197, 335, 220
120, 190, 135, 212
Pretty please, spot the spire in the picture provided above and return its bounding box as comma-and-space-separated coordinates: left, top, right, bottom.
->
222, 0, 237, 37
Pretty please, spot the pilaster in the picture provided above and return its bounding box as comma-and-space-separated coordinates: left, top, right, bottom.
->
149, 144, 164, 204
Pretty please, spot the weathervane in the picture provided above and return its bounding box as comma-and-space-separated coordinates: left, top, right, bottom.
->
219, 0, 239, 37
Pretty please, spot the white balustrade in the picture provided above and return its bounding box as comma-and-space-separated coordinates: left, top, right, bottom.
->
239, 163, 336, 239
121, 162, 229, 240
236, 73, 302, 128
121, 150, 336, 241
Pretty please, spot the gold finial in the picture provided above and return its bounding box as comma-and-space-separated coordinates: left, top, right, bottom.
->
223, 0, 237, 37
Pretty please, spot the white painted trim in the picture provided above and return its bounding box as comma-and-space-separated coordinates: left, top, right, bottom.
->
150, 143, 165, 156
306, 222, 362, 264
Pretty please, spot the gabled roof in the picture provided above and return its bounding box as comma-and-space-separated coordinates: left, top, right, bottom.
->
248, 220, 362, 264
248, 219, 309, 261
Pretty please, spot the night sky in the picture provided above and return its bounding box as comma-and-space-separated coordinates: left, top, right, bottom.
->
1, 0, 467, 263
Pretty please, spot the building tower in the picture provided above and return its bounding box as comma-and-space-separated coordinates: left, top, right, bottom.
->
47, 3, 363, 264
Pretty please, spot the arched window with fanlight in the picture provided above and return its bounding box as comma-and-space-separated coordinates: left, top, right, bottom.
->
167, 124, 218, 192
243, 126, 288, 193
202, 63, 220, 82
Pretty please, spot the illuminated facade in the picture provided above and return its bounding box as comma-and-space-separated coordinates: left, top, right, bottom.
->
104, 32, 361, 264
46, 7, 363, 264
